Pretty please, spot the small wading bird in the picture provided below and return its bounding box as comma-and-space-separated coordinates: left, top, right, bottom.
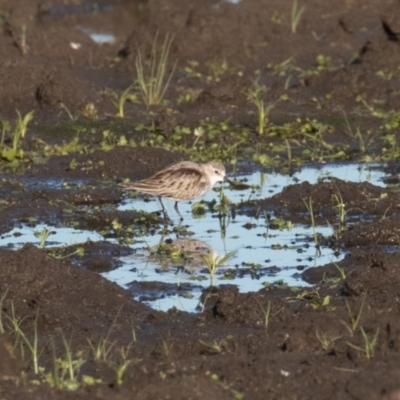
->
119, 161, 235, 220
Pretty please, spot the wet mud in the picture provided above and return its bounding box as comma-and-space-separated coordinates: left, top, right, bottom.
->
1, 0, 400, 399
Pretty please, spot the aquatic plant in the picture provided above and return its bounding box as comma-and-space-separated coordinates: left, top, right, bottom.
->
331, 191, 347, 230
302, 197, 320, 252
201, 251, 236, 286
34, 227, 51, 249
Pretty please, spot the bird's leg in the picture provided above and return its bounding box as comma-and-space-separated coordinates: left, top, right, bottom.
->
158, 197, 171, 221
174, 201, 184, 221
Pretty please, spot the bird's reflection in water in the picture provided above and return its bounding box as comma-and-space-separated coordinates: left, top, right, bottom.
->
149, 237, 222, 273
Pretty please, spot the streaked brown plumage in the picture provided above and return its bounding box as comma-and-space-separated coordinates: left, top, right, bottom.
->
119, 161, 228, 220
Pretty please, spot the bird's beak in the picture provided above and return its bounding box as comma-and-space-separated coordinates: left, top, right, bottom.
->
224, 177, 235, 185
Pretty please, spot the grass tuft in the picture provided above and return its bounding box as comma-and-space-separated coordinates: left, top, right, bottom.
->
136, 33, 176, 107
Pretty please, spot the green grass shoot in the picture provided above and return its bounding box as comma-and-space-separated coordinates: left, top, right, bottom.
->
135, 33, 176, 107
291, 0, 305, 33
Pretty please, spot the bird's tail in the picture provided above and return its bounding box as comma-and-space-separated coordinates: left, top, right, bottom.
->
118, 182, 135, 190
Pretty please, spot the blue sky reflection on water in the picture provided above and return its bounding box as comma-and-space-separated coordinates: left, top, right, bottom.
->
0, 163, 387, 313
108, 162, 386, 312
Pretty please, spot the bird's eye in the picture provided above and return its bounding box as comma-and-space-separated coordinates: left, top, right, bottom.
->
215, 170, 219, 174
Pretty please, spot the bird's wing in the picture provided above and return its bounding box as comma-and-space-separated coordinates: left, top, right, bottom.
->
121, 167, 209, 200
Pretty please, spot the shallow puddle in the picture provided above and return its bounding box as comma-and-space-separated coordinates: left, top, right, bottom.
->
77, 26, 116, 43
0, 163, 387, 313
108, 162, 386, 311
0, 224, 105, 249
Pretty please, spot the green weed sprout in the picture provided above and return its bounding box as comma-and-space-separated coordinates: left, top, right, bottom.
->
217, 189, 231, 217
112, 342, 137, 386
114, 359, 132, 386
8, 305, 40, 374
0, 118, 10, 146
331, 192, 347, 229
61, 334, 85, 387
105, 84, 138, 118
287, 289, 330, 309
162, 339, 174, 358
199, 339, 224, 354
13, 110, 33, 150
345, 294, 366, 332
136, 33, 176, 106
247, 80, 274, 134
253, 297, 283, 328
201, 251, 236, 286
315, 330, 341, 351
87, 306, 122, 361
79, 103, 98, 120
47, 335, 85, 389
0, 110, 34, 162
192, 126, 205, 148
131, 318, 137, 342
302, 197, 320, 251
258, 299, 271, 327
20, 25, 28, 55
34, 227, 51, 249
343, 111, 377, 154
291, 0, 305, 33
347, 327, 379, 359
59, 103, 79, 121
332, 262, 348, 280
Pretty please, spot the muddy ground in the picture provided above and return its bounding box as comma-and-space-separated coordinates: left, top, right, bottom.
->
1, 0, 400, 399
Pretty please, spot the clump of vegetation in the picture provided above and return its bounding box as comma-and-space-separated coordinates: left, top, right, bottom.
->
136, 33, 176, 106
103, 85, 138, 118
345, 294, 366, 332
0, 110, 34, 163
315, 330, 341, 352
347, 326, 379, 360
247, 80, 275, 135
1, 300, 138, 390
201, 251, 236, 286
